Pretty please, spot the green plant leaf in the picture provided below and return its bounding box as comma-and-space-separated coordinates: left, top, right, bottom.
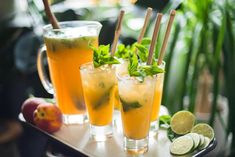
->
141, 37, 151, 45
119, 98, 142, 112
93, 87, 112, 109
127, 51, 164, 81
135, 43, 149, 62
159, 115, 172, 129
128, 52, 139, 76
115, 44, 133, 59
139, 64, 165, 76
90, 44, 120, 68
167, 127, 176, 142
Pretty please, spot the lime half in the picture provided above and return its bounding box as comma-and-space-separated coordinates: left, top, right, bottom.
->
170, 111, 195, 135
170, 135, 194, 155
191, 123, 214, 141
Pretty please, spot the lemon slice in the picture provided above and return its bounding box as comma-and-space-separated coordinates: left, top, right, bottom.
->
191, 123, 214, 141
186, 133, 200, 149
170, 135, 194, 155
170, 111, 195, 135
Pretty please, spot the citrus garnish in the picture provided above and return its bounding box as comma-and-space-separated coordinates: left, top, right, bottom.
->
170, 135, 194, 155
170, 110, 195, 135
199, 134, 205, 147
186, 133, 200, 149
191, 123, 214, 141
199, 137, 210, 150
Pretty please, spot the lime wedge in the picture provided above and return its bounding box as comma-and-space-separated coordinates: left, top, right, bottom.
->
191, 123, 214, 141
170, 136, 194, 155
170, 111, 195, 135
186, 133, 200, 150
199, 137, 210, 150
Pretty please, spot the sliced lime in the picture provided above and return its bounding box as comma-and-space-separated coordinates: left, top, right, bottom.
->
186, 133, 200, 150
170, 111, 195, 135
170, 136, 194, 155
191, 123, 214, 141
199, 137, 210, 150
199, 134, 205, 147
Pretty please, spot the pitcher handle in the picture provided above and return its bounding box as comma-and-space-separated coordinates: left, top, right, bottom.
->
37, 45, 54, 94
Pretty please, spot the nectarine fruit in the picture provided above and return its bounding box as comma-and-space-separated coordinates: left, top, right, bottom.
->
33, 103, 62, 133
21, 97, 46, 124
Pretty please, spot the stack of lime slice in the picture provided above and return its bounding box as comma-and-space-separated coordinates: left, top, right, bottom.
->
169, 111, 215, 156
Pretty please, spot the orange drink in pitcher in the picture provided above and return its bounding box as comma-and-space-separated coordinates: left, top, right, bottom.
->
37, 21, 102, 124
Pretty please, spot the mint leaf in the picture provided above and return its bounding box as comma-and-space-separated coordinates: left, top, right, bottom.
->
93, 86, 112, 109
135, 43, 148, 62
128, 52, 139, 76
139, 64, 165, 76
125, 42, 164, 82
120, 98, 142, 112
141, 37, 151, 45
158, 115, 177, 142
115, 44, 133, 59
167, 127, 176, 142
90, 45, 120, 68
159, 115, 171, 129
127, 51, 164, 81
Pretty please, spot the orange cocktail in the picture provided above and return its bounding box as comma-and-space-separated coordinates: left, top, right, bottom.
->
117, 75, 156, 154
45, 37, 98, 114
38, 21, 101, 124
150, 61, 165, 135
80, 63, 116, 141
151, 73, 164, 121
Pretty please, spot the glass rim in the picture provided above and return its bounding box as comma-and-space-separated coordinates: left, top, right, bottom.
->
80, 62, 116, 74
43, 20, 102, 32
116, 73, 157, 84
155, 59, 166, 69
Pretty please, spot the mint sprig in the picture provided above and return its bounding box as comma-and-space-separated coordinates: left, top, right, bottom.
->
90, 45, 120, 68
140, 37, 151, 45
115, 44, 134, 59
159, 115, 171, 129
128, 52, 164, 81
139, 63, 165, 76
115, 37, 151, 60
135, 43, 148, 62
135, 37, 151, 63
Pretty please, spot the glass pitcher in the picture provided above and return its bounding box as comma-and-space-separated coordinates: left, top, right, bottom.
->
37, 21, 102, 124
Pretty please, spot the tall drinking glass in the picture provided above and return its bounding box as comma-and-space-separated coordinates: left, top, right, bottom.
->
80, 63, 116, 141
117, 75, 156, 154
150, 61, 165, 136
37, 21, 102, 124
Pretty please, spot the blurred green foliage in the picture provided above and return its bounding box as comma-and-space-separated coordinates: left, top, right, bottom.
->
155, 0, 235, 155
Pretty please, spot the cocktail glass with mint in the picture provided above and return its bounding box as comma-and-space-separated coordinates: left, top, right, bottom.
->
80, 45, 119, 141
117, 51, 163, 154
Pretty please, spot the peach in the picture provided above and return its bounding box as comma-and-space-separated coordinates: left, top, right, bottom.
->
21, 97, 46, 124
33, 103, 63, 133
